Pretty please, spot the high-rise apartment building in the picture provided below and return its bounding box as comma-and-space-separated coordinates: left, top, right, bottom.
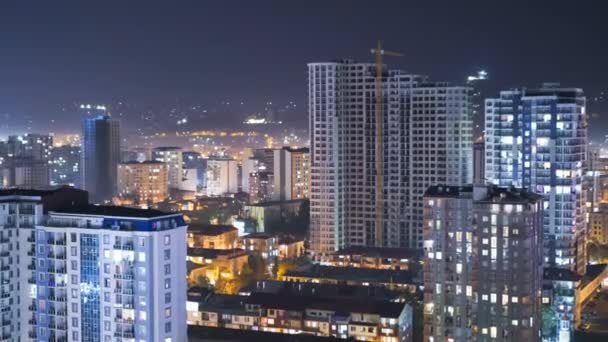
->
1, 133, 53, 161
206, 158, 238, 196
273, 147, 309, 201
0, 187, 187, 341
152, 147, 183, 190
183, 151, 206, 192
423, 185, 543, 342
117, 161, 169, 205
0, 133, 54, 189
50, 144, 81, 188
484, 84, 586, 273
466, 70, 490, 140
473, 140, 485, 184
81, 107, 120, 204
308, 60, 472, 253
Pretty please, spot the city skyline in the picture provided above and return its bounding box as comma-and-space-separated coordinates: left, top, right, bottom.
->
1, 2, 608, 341
0, 1, 607, 140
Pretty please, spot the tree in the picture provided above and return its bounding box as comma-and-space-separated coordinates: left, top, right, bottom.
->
276, 256, 310, 279
196, 275, 212, 289
588, 241, 608, 263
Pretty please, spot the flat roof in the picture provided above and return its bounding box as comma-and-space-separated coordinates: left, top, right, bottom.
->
333, 246, 421, 259
51, 205, 176, 219
188, 248, 247, 259
245, 199, 307, 207
284, 265, 416, 285
246, 292, 406, 317
242, 232, 275, 240
188, 224, 237, 236
0, 186, 86, 198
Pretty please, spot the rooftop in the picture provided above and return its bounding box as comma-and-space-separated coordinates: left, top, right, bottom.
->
119, 161, 165, 166
0, 186, 86, 198
425, 185, 542, 204
152, 146, 182, 151
282, 146, 309, 153
51, 205, 176, 219
241, 280, 402, 302
284, 265, 416, 285
197, 290, 406, 318
245, 199, 307, 207
243, 232, 275, 240
188, 224, 237, 236
188, 248, 247, 259
424, 185, 473, 199
333, 246, 421, 260
245, 292, 406, 317
543, 267, 582, 282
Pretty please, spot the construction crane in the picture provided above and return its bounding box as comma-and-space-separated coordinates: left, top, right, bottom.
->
370, 41, 402, 248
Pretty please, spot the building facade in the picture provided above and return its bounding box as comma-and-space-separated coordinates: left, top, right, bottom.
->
589, 211, 608, 244
0, 188, 187, 342
272, 147, 310, 201
117, 161, 169, 206
423, 185, 543, 342
0, 133, 54, 189
152, 147, 183, 191
50, 144, 81, 188
188, 291, 413, 342
81, 109, 120, 204
484, 85, 586, 273
206, 158, 238, 196
308, 60, 472, 253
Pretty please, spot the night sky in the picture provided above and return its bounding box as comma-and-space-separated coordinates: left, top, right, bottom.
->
0, 1, 606, 138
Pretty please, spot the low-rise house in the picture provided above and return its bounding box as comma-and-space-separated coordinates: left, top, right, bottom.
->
278, 236, 305, 259
282, 265, 418, 291
241, 233, 278, 259
188, 291, 413, 341
188, 224, 239, 249
319, 246, 421, 271
187, 248, 249, 286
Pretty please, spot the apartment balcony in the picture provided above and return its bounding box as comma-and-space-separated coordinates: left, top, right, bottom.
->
0, 252, 9, 258
0, 239, 8, 244
28, 304, 36, 311
28, 277, 36, 284
28, 331, 37, 339
28, 318, 37, 325
113, 242, 134, 251
114, 330, 135, 338
27, 236, 36, 243
0, 266, 8, 272
0, 320, 9, 327
0, 292, 9, 299
115, 317, 135, 325
114, 272, 134, 280
55, 239, 66, 246
27, 248, 36, 256
114, 287, 134, 295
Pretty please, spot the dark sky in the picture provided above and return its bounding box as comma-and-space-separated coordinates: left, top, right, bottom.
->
0, 1, 606, 136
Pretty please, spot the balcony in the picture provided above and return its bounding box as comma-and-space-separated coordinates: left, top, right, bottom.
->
114, 272, 134, 280
113, 242, 134, 251
27, 236, 36, 243
114, 330, 135, 339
